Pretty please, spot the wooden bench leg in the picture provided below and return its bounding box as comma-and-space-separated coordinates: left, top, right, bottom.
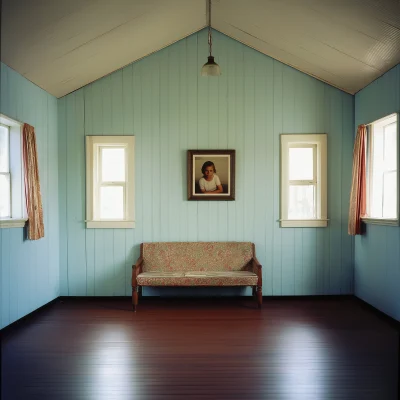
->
256, 286, 262, 308
132, 286, 139, 312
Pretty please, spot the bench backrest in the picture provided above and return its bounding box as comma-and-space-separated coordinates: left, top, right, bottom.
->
142, 242, 254, 272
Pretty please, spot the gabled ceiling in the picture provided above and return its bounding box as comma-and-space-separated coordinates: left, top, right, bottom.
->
2, 0, 400, 98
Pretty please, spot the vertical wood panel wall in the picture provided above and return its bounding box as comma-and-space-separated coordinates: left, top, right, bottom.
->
58, 30, 355, 297
0, 63, 59, 329
355, 64, 400, 321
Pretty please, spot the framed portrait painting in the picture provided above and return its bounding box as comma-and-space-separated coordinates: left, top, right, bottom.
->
187, 150, 235, 200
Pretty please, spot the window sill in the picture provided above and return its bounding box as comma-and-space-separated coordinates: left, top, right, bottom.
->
279, 219, 328, 228
361, 217, 399, 227
0, 218, 27, 228
86, 220, 135, 229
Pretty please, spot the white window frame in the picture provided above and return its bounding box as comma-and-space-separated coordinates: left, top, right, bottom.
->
86, 136, 135, 229
0, 114, 26, 228
280, 134, 328, 228
362, 113, 399, 226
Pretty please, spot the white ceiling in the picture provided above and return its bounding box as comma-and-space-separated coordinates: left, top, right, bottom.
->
2, 0, 400, 98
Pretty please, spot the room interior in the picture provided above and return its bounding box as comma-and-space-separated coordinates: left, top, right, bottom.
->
1, 0, 399, 398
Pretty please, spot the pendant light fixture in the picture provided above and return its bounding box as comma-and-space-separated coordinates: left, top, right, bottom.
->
201, 0, 221, 76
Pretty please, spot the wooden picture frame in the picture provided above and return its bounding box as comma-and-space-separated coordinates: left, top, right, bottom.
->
187, 150, 235, 201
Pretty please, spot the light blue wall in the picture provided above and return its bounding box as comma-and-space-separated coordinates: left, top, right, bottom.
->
354, 64, 400, 321
0, 63, 59, 329
58, 30, 355, 297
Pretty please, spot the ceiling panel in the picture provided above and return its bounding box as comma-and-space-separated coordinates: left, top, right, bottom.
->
213, 0, 400, 94
1, 0, 399, 97
1, 0, 206, 97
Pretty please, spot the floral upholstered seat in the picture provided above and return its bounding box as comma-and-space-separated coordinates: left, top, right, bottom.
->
132, 242, 263, 310
137, 270, 258, 286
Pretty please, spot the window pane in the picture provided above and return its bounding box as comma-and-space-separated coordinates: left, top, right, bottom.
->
0, 174, 11, 218
370, 172, 383, 218
288, 185, 315, 219
384, 122, 397, 171
370, 128, 384, 218
100, 186, 124, 219
370, 118, 398, 219
289, 147, 314, 180
0, 125, 9, 173
383, 171, 397, 218
101, 147, 125, 182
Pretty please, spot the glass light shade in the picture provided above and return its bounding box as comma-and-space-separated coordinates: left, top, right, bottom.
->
201, 56, 221, 76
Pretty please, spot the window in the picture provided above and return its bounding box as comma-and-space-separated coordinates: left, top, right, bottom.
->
86, 136, 135, 228
0, 124, 11, 217
280, 134, 327, 227
364, 113, 398, 225
0, 114, 26, 228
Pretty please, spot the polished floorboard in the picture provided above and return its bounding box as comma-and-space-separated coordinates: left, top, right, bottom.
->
1, 297, 399, 400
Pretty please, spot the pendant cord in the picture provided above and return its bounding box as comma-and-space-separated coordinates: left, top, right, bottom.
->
208, 0, 212, 57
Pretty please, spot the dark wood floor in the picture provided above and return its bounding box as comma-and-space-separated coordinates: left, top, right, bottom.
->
1, 297, 398, 400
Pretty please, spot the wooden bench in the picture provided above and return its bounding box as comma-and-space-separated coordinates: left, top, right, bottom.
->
132, 242, 262, 311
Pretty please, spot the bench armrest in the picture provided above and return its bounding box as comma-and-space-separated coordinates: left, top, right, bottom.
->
132, 256, 143, 286
252, 257, 262, 286
134, 256, 143, 270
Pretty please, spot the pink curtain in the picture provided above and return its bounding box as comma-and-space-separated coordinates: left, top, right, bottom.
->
348, 124, 367, 235
22, 123, 44, 240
